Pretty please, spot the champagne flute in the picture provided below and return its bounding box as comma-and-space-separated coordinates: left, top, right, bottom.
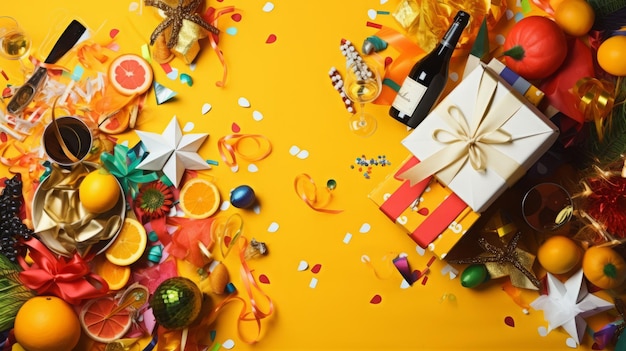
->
343, 57, 382, 137
0, 17, 32, 78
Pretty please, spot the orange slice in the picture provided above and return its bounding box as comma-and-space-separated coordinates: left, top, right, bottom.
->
108, 54, 153, 96
105, 218, 147, 266
79, 296, 132, 343
179, 178, 221, 219
93, 256, 131, 291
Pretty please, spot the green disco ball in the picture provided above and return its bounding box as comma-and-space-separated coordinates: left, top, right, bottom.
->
149, 277, 203, 330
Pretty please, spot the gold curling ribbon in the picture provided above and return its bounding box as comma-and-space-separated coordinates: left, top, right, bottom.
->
571, 77, 615, 143
294, 174, 343, 213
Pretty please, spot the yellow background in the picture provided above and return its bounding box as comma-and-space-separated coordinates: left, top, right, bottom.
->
1, 0, 615, 350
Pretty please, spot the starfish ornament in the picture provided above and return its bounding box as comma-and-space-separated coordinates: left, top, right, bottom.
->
448, 231, 541, 289
145, 0, 219, 48
135, 116, 210, 188
531, 269, 613, 344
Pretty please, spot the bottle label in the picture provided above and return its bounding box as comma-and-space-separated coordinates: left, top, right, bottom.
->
391, 77, 428, 116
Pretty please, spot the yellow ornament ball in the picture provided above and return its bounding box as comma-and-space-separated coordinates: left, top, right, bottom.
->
598, 35, 626, 76
537, 235, 582, 274
554, 0, 595, 37
78, 169, 120, 213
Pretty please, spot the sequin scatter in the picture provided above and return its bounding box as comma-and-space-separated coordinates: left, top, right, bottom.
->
351, 155, 391, 178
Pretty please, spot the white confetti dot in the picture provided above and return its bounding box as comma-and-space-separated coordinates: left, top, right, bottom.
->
343, 232, 352, 244
495, 34, 506, 45
505, 9, 514, 20
222, 339, 235, 349
166, 68, 179, 80
183, 122, 194, 132
253, 204, 261, 214
297, 260, 309, 271
262, 2, 275, 12
267, 222, 279, 232
238, 97, 251, 108
359, 223, 371, 233
309, 277, 318, 288
296, 150, 309, 159
400, 280, 411, 289
367, 9, 377, 20
230, 165, 239, 172
129, 2, 139, 11
201, 103, 212, 114
247, 163, 259, 172
289, 145, 300, 156
449, 72, 459, 82
538, 326, 548, 337
360, 255, 370, 263
220, 201, 230, 210
380, 0, 388, 4
252, 110, 263, 121
565, 338, 578, 348
416, 245, 426, 256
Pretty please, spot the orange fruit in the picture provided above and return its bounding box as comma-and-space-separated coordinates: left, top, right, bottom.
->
179, 178, 221, 219
554, 0, 595, 37
79, 296, 132, 343
597, 35, 626, 76
105, 218, 147, 266
108, 54, 153, 96
13, 296, 81, 351
537, 235, 582, 274
93, 255, 131, 291
79, 168, 121, 213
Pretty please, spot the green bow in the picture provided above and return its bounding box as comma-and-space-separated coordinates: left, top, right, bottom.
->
101, 144, 159, 199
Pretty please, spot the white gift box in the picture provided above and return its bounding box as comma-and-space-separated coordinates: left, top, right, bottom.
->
400, 64, 559, 213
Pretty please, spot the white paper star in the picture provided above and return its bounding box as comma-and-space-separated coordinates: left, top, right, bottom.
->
530, 269, 613, 344
136, 116, 210, 188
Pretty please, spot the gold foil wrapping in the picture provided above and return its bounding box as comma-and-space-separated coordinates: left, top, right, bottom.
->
154, 0, 209, 65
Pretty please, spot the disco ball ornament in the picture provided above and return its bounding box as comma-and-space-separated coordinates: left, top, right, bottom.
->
149, 277, 203, 330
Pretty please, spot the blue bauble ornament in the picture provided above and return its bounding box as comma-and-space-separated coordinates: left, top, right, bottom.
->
230, 185, 256, 208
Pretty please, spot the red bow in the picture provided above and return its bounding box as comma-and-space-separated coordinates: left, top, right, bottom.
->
18, 239, 109, 305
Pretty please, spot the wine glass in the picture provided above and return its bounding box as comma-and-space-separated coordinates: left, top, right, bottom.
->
0, 17, 32, 78
343, 58, 382, 137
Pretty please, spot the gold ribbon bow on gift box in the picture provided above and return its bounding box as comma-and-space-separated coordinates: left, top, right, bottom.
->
399, 67, 526, 188
145, 0, 220, 64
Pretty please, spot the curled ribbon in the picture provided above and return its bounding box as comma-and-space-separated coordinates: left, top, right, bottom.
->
217, 134, 272, 170
294, 173, 343, 213
101, 143, 160, 199
18, 238, 109, 305
571, 77, 616, 143
204, 6, 237, 87
399, 67, 525, 188
212, 213, 243, 259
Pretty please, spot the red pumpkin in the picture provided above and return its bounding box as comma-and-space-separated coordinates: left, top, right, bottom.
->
502, 16, 568, 80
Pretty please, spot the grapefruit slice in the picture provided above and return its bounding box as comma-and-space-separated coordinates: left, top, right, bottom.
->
108, 54, 153, 96
80, 296, 132, 343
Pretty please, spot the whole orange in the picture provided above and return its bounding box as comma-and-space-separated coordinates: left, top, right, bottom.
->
537, 235, 582, 274
597, 35, 626, 76
554, 0, 595, 37
78, 168, 120, 213
13, 296, 81, 351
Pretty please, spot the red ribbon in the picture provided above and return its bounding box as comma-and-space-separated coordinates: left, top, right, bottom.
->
18, 239, 109, 305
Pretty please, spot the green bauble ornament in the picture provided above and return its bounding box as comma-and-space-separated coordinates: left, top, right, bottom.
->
149, 277, 203, 330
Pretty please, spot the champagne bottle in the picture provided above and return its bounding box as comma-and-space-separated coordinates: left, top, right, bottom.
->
389, 10, 470, 128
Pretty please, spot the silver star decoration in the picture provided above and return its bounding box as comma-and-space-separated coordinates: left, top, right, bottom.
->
136, 116, 210, 187
530, 269, 613, 344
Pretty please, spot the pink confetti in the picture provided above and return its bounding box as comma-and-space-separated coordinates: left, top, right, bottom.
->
311, 264, 322, 274
259, 274, 270, 284
231, 123, 241, 133
504, 316, 515, 327
417, 208, 429, 216
366, 21, 383, 29
109, 28, 120, 38
231, 13, 242, 22
266, 34, 277, 44
160, 63, 173, 74
370, 295, 382, 304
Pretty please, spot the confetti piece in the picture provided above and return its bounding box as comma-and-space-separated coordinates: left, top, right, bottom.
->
210, 330, 216, 341
380, 0, 388, 4
343, 232, 352, 244
220, 201, 230, 211
153, 82, 177, 104
108, 42, 121, 52
297, 261, 308, 271
129, 2, 139, 11
166, 67, 179, 80
231, 13, 242, 22
160, 63, 173, 73
202, 103, 212, 114
538, 326, 548, 337
296, 149, 309, 159
370, 295, 382, 304
262, 2, 275, 12
231, 122, 241, 132
252, 110, 263, 121
248, 164, 259, 173
222, 339, 235, 349
259, 274, 270, 284
230, 165, 239, 172
416, 245, 426, 256
450, 72, 459, 82
400, 280, 411, 289
359, 223, 371, 233
238, 97, 251, 107
267, 222, 279, 232
417, 208, 429, 216
440, 264, 459, 279
110, 28, 119, 39
0, 70, 8, 80
565, 338, 577, 348
183, 122, 194, 132
180, 73, 193, 86
368, 9, 377, 20
289, 145, 300, 155
225, 27, 237, 36
253, 204, 261, 214
309, 277, 318, 288
266, 34, 277, 44
504, 316, 515, 327
366, 21, 383, 29
311, 264, 322, 274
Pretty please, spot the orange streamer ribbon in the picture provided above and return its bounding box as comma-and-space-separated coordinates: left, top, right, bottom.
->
571, 77, 616, 143
204, 6, 238, 87
294, 173, 343, 213
76, 41, 111, 70
217, 133, 272, 169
